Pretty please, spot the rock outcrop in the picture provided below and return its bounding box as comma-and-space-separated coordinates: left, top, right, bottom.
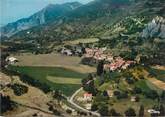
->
1, 2, 82, 38
142, 16, 165, 39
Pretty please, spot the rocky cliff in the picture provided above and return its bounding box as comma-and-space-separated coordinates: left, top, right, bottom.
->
142, 16, 165, 39
1, 2, 82, 37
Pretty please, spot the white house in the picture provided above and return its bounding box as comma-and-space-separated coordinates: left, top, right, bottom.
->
61, 48, 73, 56
148, 109, 160, 114
6, 57, 18, 64
83, 93, 92, 101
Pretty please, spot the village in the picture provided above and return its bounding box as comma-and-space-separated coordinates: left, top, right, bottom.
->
60, 45, 136, 72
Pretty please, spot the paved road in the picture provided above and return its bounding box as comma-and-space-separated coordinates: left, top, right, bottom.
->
68, 87, 100, 117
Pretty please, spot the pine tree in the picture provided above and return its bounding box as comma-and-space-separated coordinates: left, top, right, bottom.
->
97, 60, 104, 76
159, 104, 165, 116
125, 108, 136, 117
139, 105, 144, 117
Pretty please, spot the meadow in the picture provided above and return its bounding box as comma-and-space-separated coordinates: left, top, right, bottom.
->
8, 66, 88, 96
8, 53, 96, 96
147, 67, 165, 82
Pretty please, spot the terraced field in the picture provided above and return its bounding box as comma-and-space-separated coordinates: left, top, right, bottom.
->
147, 67, 165, 82
8, 66, 87, 96
7, 53, 96, 96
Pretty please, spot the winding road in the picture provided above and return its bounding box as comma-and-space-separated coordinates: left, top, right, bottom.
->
68, 87, 100, 117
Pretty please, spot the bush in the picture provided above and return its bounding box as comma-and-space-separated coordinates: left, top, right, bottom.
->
125, 108, 136, 117
144, 90, 159, 100
116, 91, 128, 99
98, 105, 109, 116
113, 90, 121, 96
109, 108, 121, 116
1, 94, 16, 113
11, 83, 28, 96
20, 74, 51, 93
133, 87, 142, 94
81, 57, 95, 66
66, 109, 72, 114
125, 77, 135, 84
114, 90, 128, 99
91, 104, 98, 111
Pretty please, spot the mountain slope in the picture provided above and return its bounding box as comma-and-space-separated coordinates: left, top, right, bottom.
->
1, 2, 82, 37
7, 0, 136, 41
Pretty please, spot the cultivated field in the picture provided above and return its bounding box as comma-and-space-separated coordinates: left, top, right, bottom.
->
47, 76, 81, 85
12, 53, 95, 73
8, 66, 87, 96
64, 38, 99, 45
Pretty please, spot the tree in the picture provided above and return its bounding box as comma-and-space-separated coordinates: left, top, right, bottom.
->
133, 87, 142, 94
125, 77, 135, 84
91, 104, 98, 111
1, 94, 15, 113
11, 83, 28, 96
97, 60, 104, 76
159, 104, 165, 116
109, 108, 120, 116
52, 90, 62, 101
139, 105, 144, 117
66, 109, 72, 114
145, 90, 158, 100
103, 90, 109, 97
160, 90, 165, 102
98, 105, 109, 116
81, 77, 98, 96
125, 108, 136, 117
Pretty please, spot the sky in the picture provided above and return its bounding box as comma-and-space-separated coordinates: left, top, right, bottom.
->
0, 0, 93, 26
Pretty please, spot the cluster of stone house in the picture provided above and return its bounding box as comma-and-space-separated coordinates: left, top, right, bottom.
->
104, 57, 135, 71
84, 48, 112, 61
60, 46, 83, 56
84, 48, 135, 71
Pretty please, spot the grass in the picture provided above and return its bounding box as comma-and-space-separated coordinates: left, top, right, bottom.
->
47, 76, 81, 84
135, 79, 151, 92
8, 66, 87, 96
147, 67, 165, 82
64, 38, 99, 45
111, 95, 157, 117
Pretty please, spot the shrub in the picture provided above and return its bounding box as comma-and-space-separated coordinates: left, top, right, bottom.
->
133, 87, 142, 94
98, 105, 109, 116
125, 108, 136, 117
66, 109, 72, 114
109, 108, 121, 116
144, 90, 159, 100
1, 94, 16, 113
116, 91, 128, 99
91, 104, 98, 111
125, 77, 135, 84
113, 90, 121, 96
11, 83, 28, 96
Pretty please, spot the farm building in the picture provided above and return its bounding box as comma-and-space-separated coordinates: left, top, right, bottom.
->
83, 93, 92, 101
61, 48, 73, 56
6, 57, 18, 64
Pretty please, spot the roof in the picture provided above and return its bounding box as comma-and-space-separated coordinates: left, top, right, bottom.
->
84, 93, 92, 97
6, 57, 18, 62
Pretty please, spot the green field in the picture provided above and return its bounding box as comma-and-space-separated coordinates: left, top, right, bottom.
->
147, 67, 165, 82
47, 76, 81, 84
8, 66, 87, 96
